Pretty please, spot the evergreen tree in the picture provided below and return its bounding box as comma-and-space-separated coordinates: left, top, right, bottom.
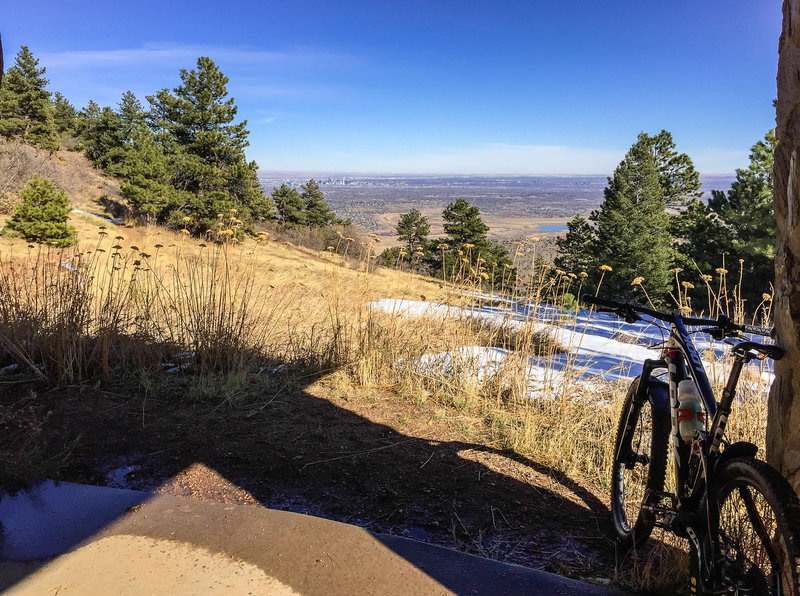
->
591, 134, 673, 300
395, 208, 430, 252
117, 91, 148, 143
429, 199, 511, 285
554, 215, 596, 274
52, 92, 79, 136
442, 198, 489, 246
5, 175, 76, 246
644, 129, 702, 206
146, 56, 266, 231
301, 179, 336, 226
83, 106, 124, 171
0, 46, 59, 151
676, 130, 776, 307
271, 184, 307, 226
117, 133, 189, 224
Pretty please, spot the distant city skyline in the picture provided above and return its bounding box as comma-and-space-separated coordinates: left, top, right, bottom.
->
2, 1, 781, 175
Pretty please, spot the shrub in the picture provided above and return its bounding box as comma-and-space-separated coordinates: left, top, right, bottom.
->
5, 175, 77, 246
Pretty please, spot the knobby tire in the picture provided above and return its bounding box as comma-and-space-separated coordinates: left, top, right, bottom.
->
611, 375, 670, 550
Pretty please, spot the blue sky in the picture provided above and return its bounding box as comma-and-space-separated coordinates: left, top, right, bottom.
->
2, 1, 781, 175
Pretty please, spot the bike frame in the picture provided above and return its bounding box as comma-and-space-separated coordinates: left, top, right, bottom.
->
636, 312, 759, 587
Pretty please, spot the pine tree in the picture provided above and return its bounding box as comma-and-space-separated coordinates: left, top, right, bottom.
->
644, 130, 702, 206
592, 134, 673, 300
52, 92, 79, 136
271, 184, 307, 225
442, 199, 489, 246
5, 175, 76, 246
83, 106, 124, 171
301, 179, 336, 226
554, 215, 596, 274
0, 46, 59, 151
395, 208, 430, 252
117, 133, 189, 223
431, 199, 511, 285
146, 57, 266, 231
682, 130, 776, 307
117, 91, 148, 143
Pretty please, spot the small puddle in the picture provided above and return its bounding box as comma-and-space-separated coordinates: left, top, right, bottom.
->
0, 480, 150, 560
105, 465, 142, 490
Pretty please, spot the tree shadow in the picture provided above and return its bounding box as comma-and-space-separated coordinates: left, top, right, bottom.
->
0, 360, 621, 593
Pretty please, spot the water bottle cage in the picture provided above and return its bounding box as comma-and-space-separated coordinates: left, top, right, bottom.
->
677, 408, 706, 444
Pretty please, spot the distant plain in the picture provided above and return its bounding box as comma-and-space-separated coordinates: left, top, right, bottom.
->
259, 174, 737, 246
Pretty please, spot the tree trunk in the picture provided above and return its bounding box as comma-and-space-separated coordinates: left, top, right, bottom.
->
768, 0, 800, 493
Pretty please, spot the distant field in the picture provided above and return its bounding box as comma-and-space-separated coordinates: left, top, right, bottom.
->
259, 173, 736, 243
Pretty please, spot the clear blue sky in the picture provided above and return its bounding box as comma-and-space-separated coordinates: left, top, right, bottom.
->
2, 1, 781, 175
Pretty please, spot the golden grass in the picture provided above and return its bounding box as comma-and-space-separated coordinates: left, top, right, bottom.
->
0, 148, 777, 594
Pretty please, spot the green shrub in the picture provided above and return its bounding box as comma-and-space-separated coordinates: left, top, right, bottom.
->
5, 175, 76, 246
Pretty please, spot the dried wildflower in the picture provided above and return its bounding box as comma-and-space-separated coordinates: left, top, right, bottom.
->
154, 244, 163, 249
326, 246, 335, 251
437, 243, 449, 250
681, 281, 695, 289
568, 272, 577, 279
217, 213, 224, 218
762, 293, 772, 301
182, 216, 191, 223
529, 236, 540, 242
701, 274, 712, 282
230, 208, 238, 214
632, 276, 645, 286
481, 272, 489, 280
670, 267, 683, 274
130, 245, 139, 251
715, 268, 728, 275
457, 250, 463, 256
115, 235, 124, 241
555, 269, 565, 276
463, 243, 475, 249
600, 264, 612, 272
111, 244, 123, 250
198, 243, 207, 248
680, 305, 692, 313
579, 271, 588, 278
345, 237, 354, 242
181, 229, 190, 235
541, 264, 551, 270
503, 263, 511, 268
515, 251, 523, 257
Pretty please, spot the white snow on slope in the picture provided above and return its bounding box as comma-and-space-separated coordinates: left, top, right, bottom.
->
370, 298, 774, 401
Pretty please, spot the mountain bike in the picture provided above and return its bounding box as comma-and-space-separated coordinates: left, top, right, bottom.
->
582, 295, 800, 595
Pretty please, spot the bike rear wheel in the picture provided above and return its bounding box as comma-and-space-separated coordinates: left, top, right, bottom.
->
611, 376, 670, 549
714, 457, 800, 595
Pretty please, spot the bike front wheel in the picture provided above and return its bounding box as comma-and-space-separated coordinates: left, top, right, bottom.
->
610, 376, 670, 550
714, 457, 800, 595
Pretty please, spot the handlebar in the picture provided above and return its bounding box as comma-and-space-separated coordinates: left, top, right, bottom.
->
582, 295, 774, 338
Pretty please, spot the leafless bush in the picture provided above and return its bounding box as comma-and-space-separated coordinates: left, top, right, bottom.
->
0, 138, 60, 198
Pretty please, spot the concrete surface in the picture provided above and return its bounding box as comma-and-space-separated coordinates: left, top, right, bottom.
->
0, 481, 625, 595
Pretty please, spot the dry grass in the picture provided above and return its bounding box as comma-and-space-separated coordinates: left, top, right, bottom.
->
0, 148, 778, 594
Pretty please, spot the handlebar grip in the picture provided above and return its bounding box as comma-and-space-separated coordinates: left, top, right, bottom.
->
740, 323, 773, 337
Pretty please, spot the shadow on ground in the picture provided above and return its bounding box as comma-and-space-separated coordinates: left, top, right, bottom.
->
0, 359, 629, 592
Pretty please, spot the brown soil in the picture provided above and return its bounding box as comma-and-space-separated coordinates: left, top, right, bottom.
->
0, 373, 618, 583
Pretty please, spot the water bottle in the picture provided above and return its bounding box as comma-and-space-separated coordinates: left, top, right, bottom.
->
677, 379, 705, 443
